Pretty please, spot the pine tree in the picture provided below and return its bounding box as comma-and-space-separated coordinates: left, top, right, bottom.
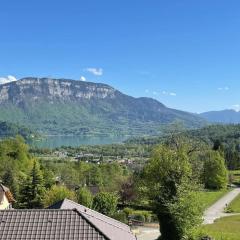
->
2, 169, 19, 201
30, 160, 46, 208
19, 160, 46, 208
18, 176, 32, 208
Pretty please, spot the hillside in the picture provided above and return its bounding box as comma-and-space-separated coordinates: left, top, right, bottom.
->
0, 77, 205, 136
200, 110, 240, 124
0, 121, 36, 139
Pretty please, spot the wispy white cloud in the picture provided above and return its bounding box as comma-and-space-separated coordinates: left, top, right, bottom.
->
145, 89, 177, 97
162, 91, 177, 96
0, 75, 17, 85
218, 86, 229, 91
86, 68, 103, 76
80, 76, 86, 81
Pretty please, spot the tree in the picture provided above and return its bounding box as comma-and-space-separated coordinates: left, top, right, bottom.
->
18, 176, 33, 208
43, 185, 76, 207
93, 192, 118, 216
2, 168, 19, 204
19, 160, 46, 208
142, 145, 203, 240
76, 187, 93, 208
202, 150, 228, 190
119, 177, 136, 203
30, 160, 46, 208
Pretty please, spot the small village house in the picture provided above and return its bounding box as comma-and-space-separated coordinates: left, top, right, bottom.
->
0, 184, 14, 210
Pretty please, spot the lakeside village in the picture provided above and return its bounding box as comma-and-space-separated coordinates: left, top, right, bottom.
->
33, 148, 150, 171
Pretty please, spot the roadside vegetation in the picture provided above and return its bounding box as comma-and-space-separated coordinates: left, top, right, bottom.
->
198, 189, 230, 210
227, 194, 240, 213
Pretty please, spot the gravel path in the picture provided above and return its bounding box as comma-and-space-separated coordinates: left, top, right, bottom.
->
134, 188, 240, 239
203, 187, 240, 224
136, 226, 160, 240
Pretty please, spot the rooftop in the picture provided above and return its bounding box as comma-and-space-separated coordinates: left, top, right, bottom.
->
0, 209, 108, 240
49, 199, 136, 240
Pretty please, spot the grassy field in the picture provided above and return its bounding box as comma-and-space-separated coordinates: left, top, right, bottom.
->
198, 189, 230, 210
201, 215, 240, 240
227, 194, 240, 213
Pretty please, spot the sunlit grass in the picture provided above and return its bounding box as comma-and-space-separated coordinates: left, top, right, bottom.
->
227, 194, 240, 213
201, 215, 240, 240
198, 189, 230, 210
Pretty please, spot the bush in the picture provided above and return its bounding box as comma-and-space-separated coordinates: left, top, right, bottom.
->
43, 185, 76, 207
76, 187, 93, 208
93, 192, 118, 216
123, 207, 134, 216
134, 214, 145, 222
111, 211, 128, 223
123, 208, 154, 223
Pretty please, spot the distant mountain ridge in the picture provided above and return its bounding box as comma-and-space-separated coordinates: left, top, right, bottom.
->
0, 77, 206, 136
200, 109, 240, 124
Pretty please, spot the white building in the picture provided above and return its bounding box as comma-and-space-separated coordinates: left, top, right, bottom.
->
0, 184, 14, 210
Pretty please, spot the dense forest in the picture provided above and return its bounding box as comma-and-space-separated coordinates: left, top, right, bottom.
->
127, 124, 240, 170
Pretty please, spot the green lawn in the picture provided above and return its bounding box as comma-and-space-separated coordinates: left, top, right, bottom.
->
201, 215, 240, 240
227, 194, 240, 213
198, 189, 230, 210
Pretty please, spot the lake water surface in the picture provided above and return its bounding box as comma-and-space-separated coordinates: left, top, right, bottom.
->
29, 135, 128, 148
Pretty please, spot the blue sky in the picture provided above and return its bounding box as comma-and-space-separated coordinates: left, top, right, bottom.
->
1, 0, 240, 113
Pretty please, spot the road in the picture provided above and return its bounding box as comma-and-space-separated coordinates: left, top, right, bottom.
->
136, 226, 160, 240
203, 187, 240, 224
135, 188, 240, 239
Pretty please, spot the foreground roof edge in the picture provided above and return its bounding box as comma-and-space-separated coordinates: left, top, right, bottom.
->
49, 198, 131, 230
72, 208, 111, 240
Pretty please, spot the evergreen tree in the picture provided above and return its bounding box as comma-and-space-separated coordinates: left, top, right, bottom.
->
2, 168, 19, 202
19, 160, 46, 208
30, 160, 46, 208
18, 177, 32, 208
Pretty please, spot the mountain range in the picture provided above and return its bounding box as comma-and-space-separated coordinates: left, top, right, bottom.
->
200, 110, 240, 124
0, 77, 205, 136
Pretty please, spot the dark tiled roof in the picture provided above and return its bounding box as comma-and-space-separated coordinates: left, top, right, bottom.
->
0, 209, 108, 240
49, 199, 136, 240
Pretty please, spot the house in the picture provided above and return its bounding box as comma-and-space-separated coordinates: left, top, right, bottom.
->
0, 184, 14, 210
49, 199, 136, 240
0, 198, 137, 240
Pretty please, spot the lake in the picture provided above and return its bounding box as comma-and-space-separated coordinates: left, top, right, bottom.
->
29, 135, 128, 148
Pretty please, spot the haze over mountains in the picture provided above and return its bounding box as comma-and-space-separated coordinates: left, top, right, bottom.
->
200, 110, 240, 124
0, 77, 205, 136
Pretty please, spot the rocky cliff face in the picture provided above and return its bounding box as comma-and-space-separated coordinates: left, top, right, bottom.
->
0, 77, 205, 136
0, 77, 117, 105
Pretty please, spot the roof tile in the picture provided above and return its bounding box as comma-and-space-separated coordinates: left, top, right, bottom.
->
0, 209, 108, 240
